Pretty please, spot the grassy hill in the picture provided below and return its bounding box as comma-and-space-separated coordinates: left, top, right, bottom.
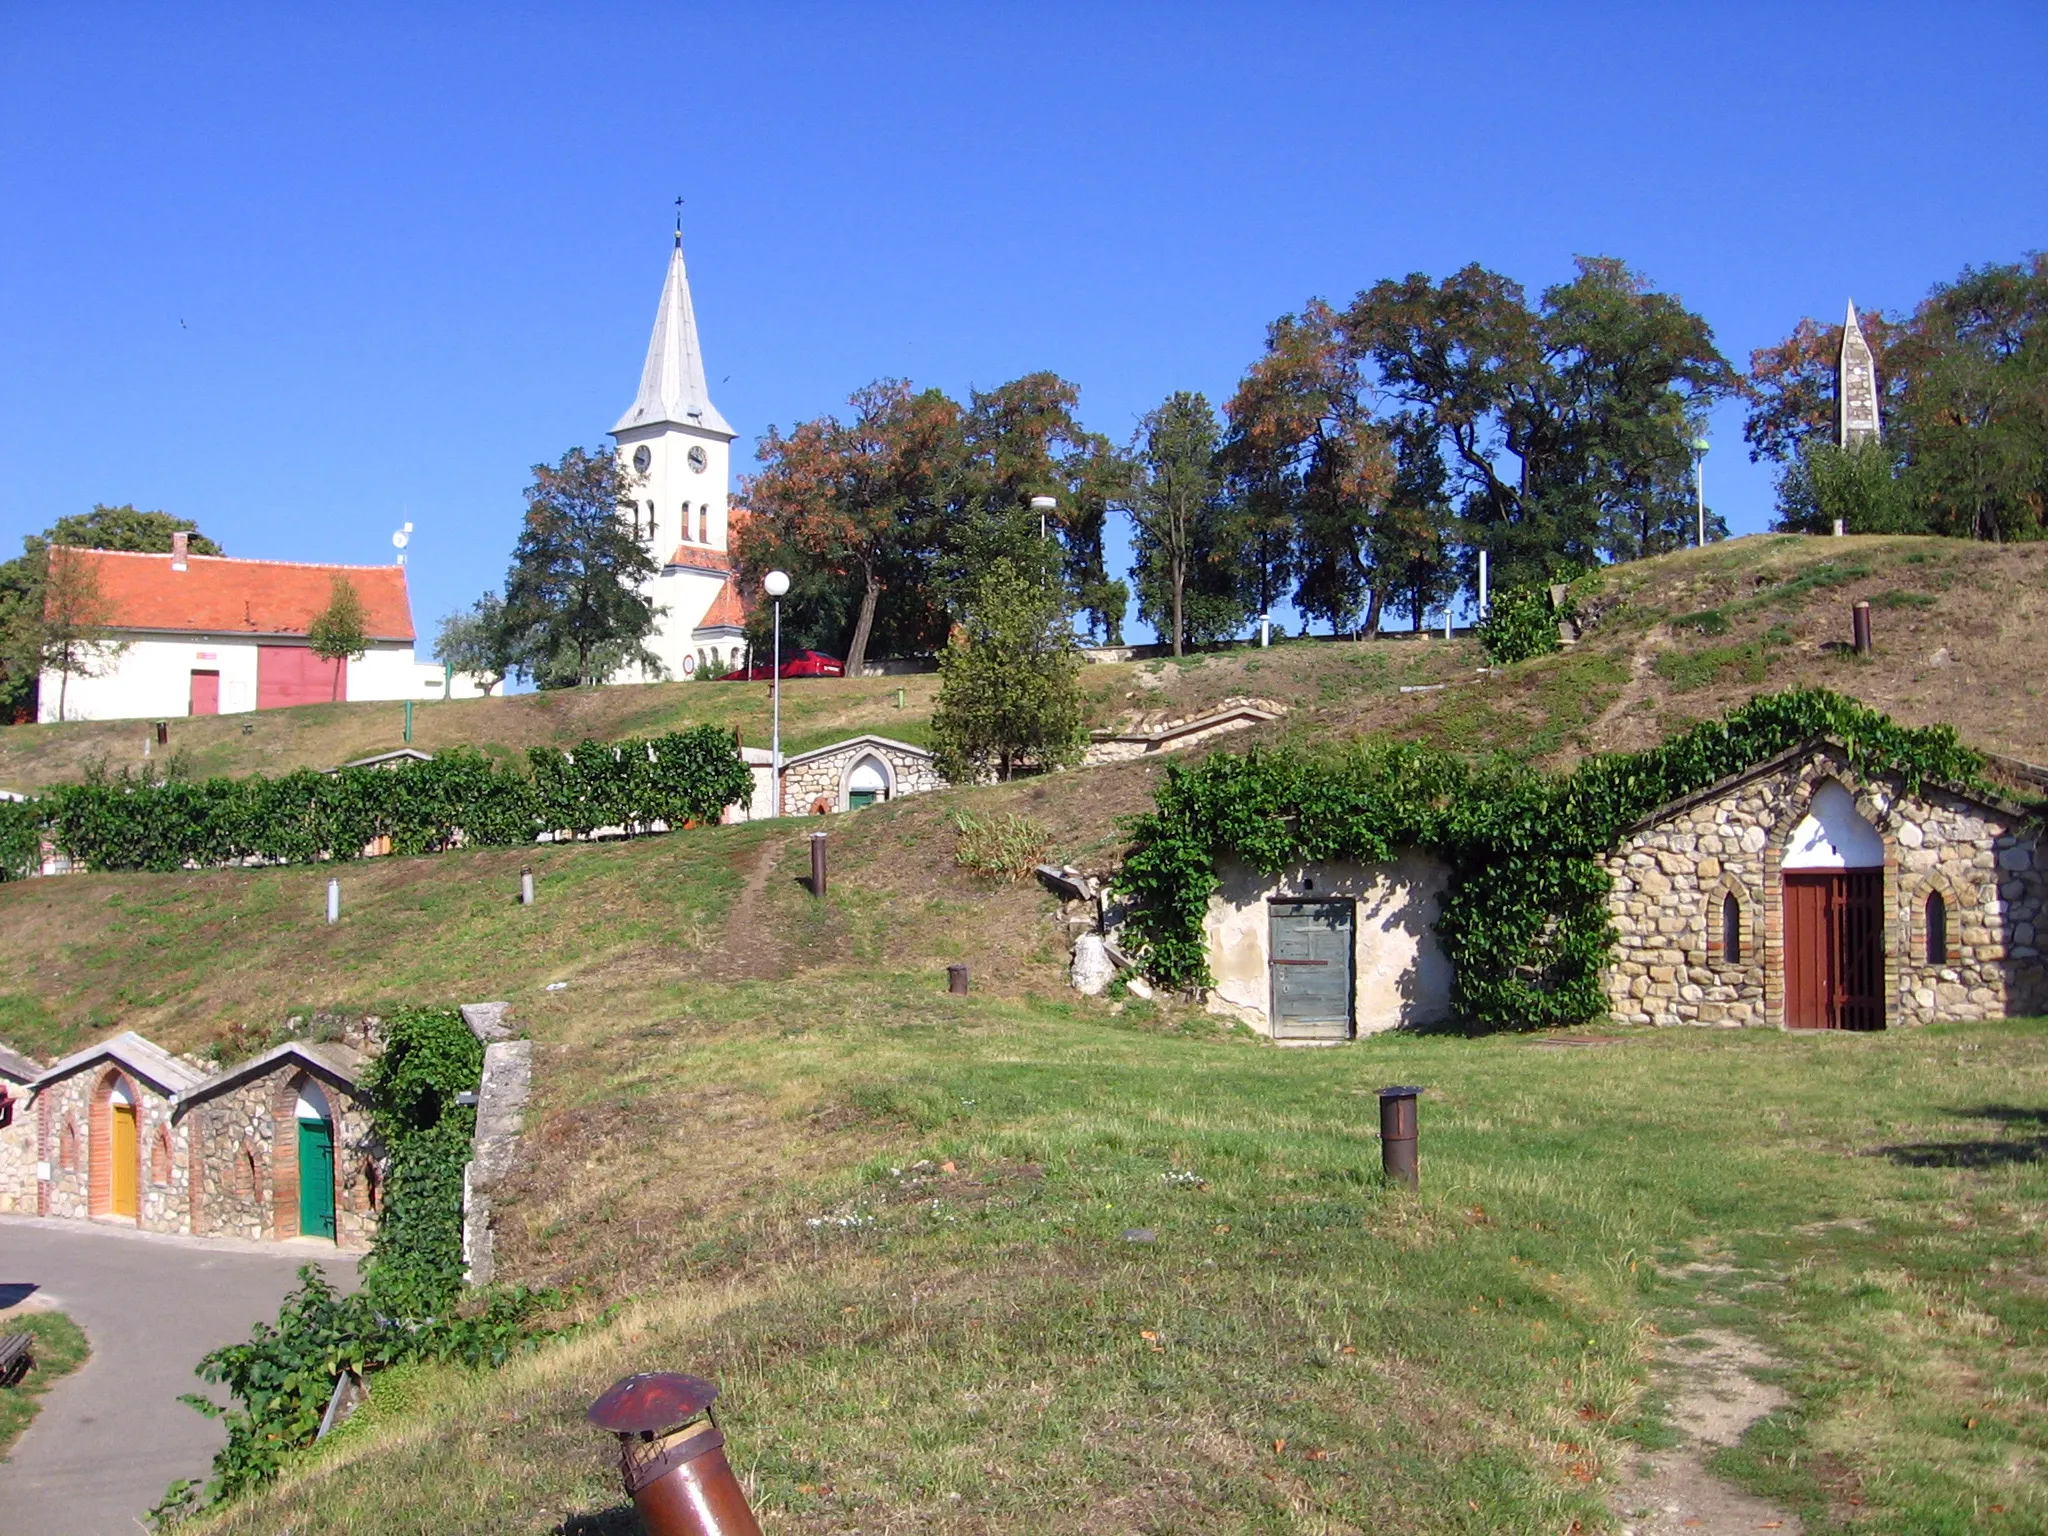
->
4, 533, 2043, 800
5, 532, 2046, 1534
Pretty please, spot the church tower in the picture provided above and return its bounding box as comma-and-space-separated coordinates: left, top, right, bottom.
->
1837, 301, 1882, 449
609, 220, 748, 680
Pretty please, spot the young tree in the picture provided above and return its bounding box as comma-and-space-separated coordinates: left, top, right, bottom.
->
1773, 440, 1920, 535
1122, 391, 1240, 654
930, 558, 1087, 783
307, 575, 369, 700
39, 547, 127, 721
432, 593, 510, 695
499, 446, 663, 688
1374, 422, 1459, 630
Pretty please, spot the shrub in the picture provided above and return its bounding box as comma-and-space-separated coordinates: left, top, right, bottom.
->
1476, 583, 1568, 664
2, 724, 752, 880
951, 810, 1053, 882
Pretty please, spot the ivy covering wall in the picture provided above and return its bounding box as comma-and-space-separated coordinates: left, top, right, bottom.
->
1117, 688, 1990, 1032
0, 725, 752, 879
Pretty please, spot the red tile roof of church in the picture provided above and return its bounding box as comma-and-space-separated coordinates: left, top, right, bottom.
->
694, 577, 749, 632
51, 547, 416, 641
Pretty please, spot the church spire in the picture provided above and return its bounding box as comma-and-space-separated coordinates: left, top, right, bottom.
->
611, 225, 734, 440
1837, 300, 1881, 449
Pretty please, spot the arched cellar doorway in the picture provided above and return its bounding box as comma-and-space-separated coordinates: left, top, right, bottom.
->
105, 1074, 139, 1218
295, 1079, 337, 1242
1782, 782, 1886, 1030
845, 756, 890, 811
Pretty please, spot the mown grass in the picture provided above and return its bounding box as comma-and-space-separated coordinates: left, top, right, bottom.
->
189, 991, 2048, 1536
0, 1311, 90, 1457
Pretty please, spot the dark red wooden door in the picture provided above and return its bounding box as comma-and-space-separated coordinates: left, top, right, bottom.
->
1784, 873, 1834, 1029
1783, 871, 1885, 1030
1837, 871, 1885, 1031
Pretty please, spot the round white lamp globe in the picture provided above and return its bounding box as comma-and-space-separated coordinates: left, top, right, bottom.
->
1029, 495, 1057, 512
763, 570, 791, 598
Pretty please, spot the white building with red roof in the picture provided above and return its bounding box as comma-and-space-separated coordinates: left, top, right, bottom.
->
609, 225, 753, 682
38, 536, 436, 722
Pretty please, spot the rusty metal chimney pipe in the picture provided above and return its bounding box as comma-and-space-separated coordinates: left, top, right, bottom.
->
589, 1373, 763, 1536
809, 831, 828, 898
947, 963, 970, 995
1852, 600, 1872, 656
1378, 1085, 1422, 1189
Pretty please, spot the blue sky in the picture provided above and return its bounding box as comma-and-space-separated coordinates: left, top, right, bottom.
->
3, 3, 2043, 646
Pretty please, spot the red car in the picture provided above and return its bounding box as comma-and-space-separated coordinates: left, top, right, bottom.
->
722, 650, 845, 681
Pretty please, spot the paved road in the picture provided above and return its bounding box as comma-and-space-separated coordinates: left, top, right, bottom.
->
0, 1216, 358, 1536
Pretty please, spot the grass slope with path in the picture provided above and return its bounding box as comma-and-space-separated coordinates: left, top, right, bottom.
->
3, 531, 2044, 1533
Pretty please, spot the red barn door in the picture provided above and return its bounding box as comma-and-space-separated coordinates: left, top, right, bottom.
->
189, 670, 221, 716
257, 646, 346, 708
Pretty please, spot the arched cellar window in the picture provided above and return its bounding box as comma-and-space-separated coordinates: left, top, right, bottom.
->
1721, 893, 1742, 965
59, 1119, 79, 1172
1926, 891, 1949, 966
151, 1125, 173, 1185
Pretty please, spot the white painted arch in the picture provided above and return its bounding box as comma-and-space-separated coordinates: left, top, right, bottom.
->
1782, 780, 1885, 870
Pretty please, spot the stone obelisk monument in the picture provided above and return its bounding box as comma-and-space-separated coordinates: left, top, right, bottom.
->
1838, 301, 1881, 448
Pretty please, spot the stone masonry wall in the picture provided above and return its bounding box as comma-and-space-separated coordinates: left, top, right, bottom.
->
1605, 746, 2045, 1029
782, 740, 944, 814
0, 1083, 39, 1213
185, 1067, 380, 1248
32, 1065, 190, 1230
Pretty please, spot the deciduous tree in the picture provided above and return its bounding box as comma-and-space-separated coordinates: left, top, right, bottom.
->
308, 575, 369, 700
499, 446, 663, 688
1122, 392, 1241, 654
930, 558, 1087, 783
432, 594, 509, 695
39, 547, 127, 721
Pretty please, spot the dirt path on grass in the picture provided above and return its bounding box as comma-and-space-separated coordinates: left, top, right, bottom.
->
1609, 1327, 1802, 1536
698, 836, 797, 983
1585, 631, 1671, 756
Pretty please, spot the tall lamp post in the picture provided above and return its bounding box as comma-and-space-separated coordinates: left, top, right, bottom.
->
1692, 437, 1711, 547
1030, 494, 1057, 541
764, 569, 790, 816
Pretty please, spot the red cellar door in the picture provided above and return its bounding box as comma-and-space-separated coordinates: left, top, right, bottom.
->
189, 670, 220, 716
257, 646, 347, 709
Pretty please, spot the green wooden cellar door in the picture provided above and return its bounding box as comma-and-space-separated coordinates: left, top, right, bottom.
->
298, 1116, 336, 1241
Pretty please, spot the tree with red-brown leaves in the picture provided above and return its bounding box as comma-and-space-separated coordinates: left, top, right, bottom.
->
737, 380, 961, 680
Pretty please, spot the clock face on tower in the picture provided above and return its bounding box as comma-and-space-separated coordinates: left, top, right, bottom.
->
632, 446, 652, 473
687, 446, 708, 473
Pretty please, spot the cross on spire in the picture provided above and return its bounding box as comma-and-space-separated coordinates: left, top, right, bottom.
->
674, 196, 684, 248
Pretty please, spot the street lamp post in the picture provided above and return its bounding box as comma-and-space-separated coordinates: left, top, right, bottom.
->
1692, 437, 1711, 547
764, 570, 790, 816
1030, 494, 1057, 541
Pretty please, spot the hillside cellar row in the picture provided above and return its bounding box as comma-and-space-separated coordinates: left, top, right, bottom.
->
0, 1031, 379, 1247
1195, 740, 2046, 1039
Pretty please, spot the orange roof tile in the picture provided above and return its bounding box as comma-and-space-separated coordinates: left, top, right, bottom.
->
52, 548, 415, 642
664, 543, 735, 575
693, 577, 749, 633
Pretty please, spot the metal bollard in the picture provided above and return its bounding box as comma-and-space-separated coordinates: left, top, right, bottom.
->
588, 1372, 763, 1536
1852, 600, 1872, 656
947, 963, 970, 996
809, 832, 828, 898
520, 866, 535, 906
1377, 1085, 1422, 1189
325, 878, 340, 925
